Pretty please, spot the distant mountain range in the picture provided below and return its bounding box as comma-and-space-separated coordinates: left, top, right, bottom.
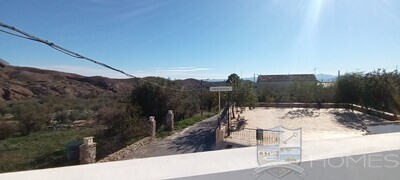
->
209, 74, 337, 83
315, 74, 337, 82
0, 65, 207, 101
1, 63, 338, 101
207, 78, 254, 82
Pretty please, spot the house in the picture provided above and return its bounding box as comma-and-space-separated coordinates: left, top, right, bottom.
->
319, 82, 335, 88
0, 58, 9, 68
257, 74, 318, 91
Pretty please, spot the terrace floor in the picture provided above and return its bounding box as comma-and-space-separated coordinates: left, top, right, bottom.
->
228, 107, 384, 143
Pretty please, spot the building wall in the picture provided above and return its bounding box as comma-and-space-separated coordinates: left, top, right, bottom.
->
184, 150, 400, 180
257, 82, 294, 92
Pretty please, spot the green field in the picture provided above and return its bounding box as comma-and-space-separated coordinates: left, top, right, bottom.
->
0, 127, 99, 173
0, 112, 215, 173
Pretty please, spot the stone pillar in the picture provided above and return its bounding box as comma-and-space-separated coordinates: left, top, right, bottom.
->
215, 128, 225, 149
166, 110, 174, 131
79, 137, 96, 164
149, 116, 156, 137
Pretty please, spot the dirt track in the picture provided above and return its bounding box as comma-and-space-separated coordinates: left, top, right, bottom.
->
121, 115, 218, 159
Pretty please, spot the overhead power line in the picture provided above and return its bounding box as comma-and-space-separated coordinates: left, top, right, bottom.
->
0, 21, 201, 92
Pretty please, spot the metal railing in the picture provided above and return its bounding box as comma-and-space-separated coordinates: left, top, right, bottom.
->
217, 103, 230, 130
227, 128, 257, 146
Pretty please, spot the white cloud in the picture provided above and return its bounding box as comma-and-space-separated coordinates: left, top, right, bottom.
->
156, 67, 211, 72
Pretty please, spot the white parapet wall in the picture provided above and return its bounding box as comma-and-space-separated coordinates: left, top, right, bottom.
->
1, 133, 400, 180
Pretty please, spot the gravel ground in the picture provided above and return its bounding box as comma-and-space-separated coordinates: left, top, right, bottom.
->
234, 107, 374, 142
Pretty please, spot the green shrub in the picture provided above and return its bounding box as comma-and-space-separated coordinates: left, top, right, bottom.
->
55, 111, 69, 124
68, 110, 81, 121
0, 122, 19, 140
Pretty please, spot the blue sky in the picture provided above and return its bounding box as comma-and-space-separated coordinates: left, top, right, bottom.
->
1, 0, 400, 79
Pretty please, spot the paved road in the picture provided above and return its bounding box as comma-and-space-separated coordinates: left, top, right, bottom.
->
122, 115, 218, 159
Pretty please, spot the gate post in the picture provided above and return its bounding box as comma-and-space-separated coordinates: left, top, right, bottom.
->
79, 137, 96, 164
215, 128, 225, 149
166, 110, 174, 131
149, 116, 156, 137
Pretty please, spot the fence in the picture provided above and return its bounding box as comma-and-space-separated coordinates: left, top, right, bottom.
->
217, 103, 230, 130
222, 102, 399, 147
225, 128, 257, 146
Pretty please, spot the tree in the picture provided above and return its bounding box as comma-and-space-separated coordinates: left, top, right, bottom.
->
258, 87, 278, 103
130, 83, 168, 125
334, 69, 400, 114
203, 89, 218, 112
227, 73, 240, 86
290, 82, 326, 103
227, 74, 257, 118
335, 73, 363, 104
11, 104, 48, 135
97, 104, 146, 141
227, 74, 240, 118
235, 80, 257, 108
361, 69, 400, 113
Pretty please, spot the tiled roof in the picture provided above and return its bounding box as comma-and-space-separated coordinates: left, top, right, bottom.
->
257, 74, 317, 82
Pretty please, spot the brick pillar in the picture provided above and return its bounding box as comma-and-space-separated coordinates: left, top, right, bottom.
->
166, 110, 174, 131
149, 116, 156, 137
79, 137, 96, 164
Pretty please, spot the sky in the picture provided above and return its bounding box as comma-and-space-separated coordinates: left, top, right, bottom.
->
1, 0, 400, 79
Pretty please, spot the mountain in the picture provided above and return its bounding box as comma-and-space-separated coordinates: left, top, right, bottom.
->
207, 77, 256, 82
0, 65, 201, 101
206, 79, 225, 82
210, 75, 336, 83
315, 74, 337, 82
0, 65, 140, 101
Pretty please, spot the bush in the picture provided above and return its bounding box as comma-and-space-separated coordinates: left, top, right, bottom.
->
79, 110, 93, 120
96, 107, 124, 124
68, 110, 81, 121
0, 122, 19, 140
0, 104, 8, 117
11, 104, 48, 135
55, 111, 69, 124
97, 105, 147, 142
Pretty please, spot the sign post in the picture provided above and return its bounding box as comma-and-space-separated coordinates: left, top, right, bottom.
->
210, 86, 233, 114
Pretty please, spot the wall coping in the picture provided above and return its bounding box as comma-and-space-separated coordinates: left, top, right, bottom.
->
1, 133, 400, 180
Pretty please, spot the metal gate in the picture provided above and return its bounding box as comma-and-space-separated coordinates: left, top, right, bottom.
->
226, 128, 257, 146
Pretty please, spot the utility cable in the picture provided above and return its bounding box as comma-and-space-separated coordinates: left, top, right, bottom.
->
0, 21, 202, 92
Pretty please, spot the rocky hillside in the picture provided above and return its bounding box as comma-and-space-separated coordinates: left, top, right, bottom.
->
0, 65, 141, 101
0, 64, 229, 101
